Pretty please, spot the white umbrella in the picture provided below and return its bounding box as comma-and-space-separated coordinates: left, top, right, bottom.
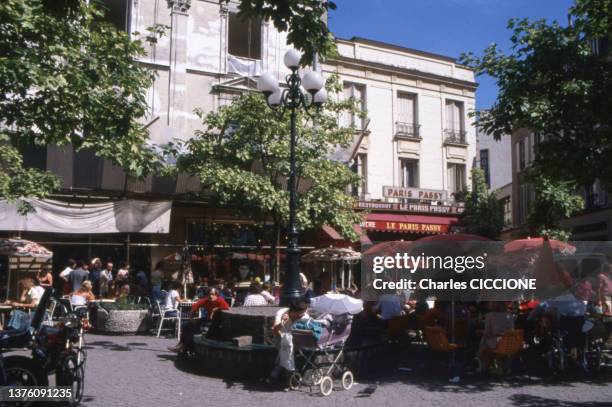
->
310, 293, 363, 315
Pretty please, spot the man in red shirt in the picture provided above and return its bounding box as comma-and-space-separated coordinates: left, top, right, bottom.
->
168, 288, 229, 353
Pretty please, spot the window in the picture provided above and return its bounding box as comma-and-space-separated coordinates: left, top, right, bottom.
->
342, 82, 366, 130
517, 139, 526, 170
99, 0, 131, 32
228, 12, 261, 59
400, 159, 419, 188
396, 93, 418, 137
480, 149, 490, 188
351, 154, 368, 198
501, 197, 512, 226
447, 163, 466, 197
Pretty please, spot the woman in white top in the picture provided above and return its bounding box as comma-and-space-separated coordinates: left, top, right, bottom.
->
116, 261, 130, 282
6, 278, 45, 309
242, 283, 268, 307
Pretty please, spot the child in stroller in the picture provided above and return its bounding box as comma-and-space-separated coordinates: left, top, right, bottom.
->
288, 313, 354, 396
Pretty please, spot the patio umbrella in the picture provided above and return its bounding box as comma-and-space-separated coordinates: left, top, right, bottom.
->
310, 293, 364, 315
0, 239, 52, 259
504, 237, 576, 255
301, 247, 361, 263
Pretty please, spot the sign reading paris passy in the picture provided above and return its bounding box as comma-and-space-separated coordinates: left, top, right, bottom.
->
355, 200, 464, 215
383, 186, 448, 201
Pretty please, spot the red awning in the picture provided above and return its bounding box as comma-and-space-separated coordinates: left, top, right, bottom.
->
363, 213, 459, 234
321, 224, 344, 240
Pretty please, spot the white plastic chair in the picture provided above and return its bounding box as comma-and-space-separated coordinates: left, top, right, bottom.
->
154, 300, 179, 338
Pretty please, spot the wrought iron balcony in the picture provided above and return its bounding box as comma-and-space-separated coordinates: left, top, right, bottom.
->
443, 129, 468, 145
394, 122, 421, 140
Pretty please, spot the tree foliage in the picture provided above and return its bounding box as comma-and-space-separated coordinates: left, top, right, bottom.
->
0, 0, 163, 205
456, 168, 504, 239
176, 75, 364, 241
461, 0, 612, 186
527, 173, 585, 241
236, 0, 337, 65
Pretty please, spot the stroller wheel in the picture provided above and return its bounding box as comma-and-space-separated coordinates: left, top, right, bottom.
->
288, 372, 302, 391
320, 376, 333, 396
341, 370, 354, 390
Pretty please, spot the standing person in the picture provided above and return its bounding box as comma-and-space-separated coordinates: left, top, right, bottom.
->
116, 261, 130, 283
67, 261, 89, 294
597, 263, 612, 314
36, 266, 53, 289
151, 262, 164, 301
89, 258, 102, 297
99, 262, 113, 298
59, 259, 77, 295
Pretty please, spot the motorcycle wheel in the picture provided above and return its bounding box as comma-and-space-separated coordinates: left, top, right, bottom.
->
56, 355, 85, 407
3, 355, 48, 407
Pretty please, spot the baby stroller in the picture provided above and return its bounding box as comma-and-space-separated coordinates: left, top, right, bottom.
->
288, 314, 354, 396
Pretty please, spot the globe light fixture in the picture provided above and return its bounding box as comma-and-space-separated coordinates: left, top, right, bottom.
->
257, 72, 279, 97
257, 55, 326, 306
284, 49, 302, 70
302, 70, 326, 95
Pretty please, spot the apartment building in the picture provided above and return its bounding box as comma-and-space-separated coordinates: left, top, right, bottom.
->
325, 37, 477, 243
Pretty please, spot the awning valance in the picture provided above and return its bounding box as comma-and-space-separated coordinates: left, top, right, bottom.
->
0, 199, 172, 234
362, 213, 459, 234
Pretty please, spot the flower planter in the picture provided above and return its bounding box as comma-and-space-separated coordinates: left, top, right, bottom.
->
96, 308, 150, 335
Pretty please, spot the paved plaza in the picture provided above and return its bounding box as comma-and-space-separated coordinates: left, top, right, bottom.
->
80, 333, 612, 407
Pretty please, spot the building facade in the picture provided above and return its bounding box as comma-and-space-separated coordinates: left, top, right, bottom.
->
2, 0, 478, 286
326, 37, 477, 243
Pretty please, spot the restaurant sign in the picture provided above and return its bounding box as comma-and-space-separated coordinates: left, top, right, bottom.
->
362, 221, 450, 234
383, 186, 447, 201
355, 201, 464, 215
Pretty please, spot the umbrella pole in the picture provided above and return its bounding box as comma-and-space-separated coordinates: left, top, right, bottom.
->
451, 294, 456, 369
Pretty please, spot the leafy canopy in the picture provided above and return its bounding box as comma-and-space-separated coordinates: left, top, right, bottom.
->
176, 75, 364, 241
527, 173, 584, 241
461, 0, 612, 186
236, 0, 337, 64
456, 168, 504, 239
0, 0, 163, 205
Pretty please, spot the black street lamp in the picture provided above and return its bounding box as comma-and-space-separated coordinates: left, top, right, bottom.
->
257, 49, 327, 305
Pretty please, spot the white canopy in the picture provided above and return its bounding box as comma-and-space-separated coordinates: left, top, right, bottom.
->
310, 293, 364, 315
0, 199, 172, 234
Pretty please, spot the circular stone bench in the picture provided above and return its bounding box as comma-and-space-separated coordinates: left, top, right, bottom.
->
95, 308, 150, 334
193, 335, 277, 377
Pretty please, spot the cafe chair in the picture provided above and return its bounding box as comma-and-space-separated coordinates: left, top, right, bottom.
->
153, 300, 179, 338
424, 326, 463, 368
482, 329, 524, 374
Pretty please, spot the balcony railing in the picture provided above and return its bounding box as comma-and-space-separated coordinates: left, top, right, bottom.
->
443, 129, 467, 145
395, 122, 421, 139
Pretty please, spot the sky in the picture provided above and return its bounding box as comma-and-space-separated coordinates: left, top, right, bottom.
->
328, 0, 575, 109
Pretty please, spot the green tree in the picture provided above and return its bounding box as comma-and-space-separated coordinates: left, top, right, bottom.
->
176, 75, 364, 244
0, 0, 164, 208
456, 168, 504, 239
527, 173, 584, 241
461, 0, 612, 186
236, 0, 337, 64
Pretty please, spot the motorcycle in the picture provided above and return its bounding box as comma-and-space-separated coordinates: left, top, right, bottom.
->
0, 288, 54, 406
1, 288, 87, 406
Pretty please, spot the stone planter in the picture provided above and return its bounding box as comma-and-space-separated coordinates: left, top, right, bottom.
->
96, 308, 150, 334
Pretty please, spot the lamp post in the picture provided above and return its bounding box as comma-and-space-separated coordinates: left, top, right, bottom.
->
257, 49, 327, 305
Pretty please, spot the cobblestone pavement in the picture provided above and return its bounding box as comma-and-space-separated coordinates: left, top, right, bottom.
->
80, 333, 612, 407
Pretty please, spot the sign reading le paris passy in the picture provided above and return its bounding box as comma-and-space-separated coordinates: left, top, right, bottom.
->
383, 186, 448, 201
355, 201, 464, 215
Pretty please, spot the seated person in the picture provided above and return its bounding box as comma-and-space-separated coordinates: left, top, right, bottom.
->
478, 301, 515, 372
168, 288, 229, 353
5, 278, 45, 310
267, 299, 310, 383
71, 281, 96, 305
163, 281, 185, 310
115, 284, 132, 303
242, 283, 268, 307
372, 293, 409, 325
261, 283, 276, 304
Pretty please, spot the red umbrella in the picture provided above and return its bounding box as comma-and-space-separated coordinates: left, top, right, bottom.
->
504, 237, 575, 255
362, 240, 413, 257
